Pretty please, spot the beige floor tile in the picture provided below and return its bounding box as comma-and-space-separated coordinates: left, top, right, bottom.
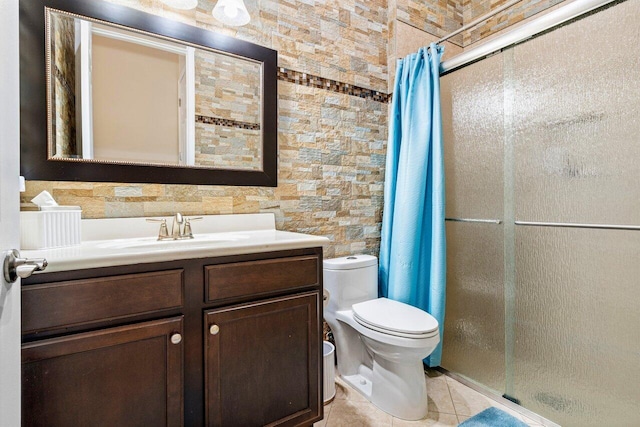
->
446, 376, 495, 417
334, 376, 368, 402
424, 368, 447, 379
330, 371, 547, 427
425, 374, 456, 415
457, 415, 470, 423
326, 398, 393, 427
392, 411, 459, 426
314, 401, 334, 427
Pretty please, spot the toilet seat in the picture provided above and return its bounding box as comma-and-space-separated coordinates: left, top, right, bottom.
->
352, 298, 439, 339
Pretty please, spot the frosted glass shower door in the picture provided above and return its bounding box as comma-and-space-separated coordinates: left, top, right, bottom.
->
440, 0, 640, 425
514, 227, 640, 426
510, 0, 640, 425
441, 53, 506, 393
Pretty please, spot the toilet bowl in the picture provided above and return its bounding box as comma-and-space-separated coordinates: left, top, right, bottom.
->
323, 255, 440, 421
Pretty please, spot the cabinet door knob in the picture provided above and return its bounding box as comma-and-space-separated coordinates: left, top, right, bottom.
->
170, 333, 182, 344
209, 324, 220, 335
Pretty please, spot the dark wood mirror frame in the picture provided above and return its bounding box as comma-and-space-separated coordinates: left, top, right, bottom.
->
20, 0, 278, 187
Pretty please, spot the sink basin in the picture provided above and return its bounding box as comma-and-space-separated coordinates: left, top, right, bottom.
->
95, 232, 251, 250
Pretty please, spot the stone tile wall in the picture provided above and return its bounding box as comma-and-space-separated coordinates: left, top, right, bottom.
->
396, 0, 465, 46
100, 0, 389, 93
461, 0, 567, 46
50, 13, 77, 157
395, 0, 570, 50
194, 123, 262, 170
195, 49, 262, 170
195, 50, 261, 123
24, 0, 389, 258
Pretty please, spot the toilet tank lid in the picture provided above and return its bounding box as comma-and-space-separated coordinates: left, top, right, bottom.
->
323, 255, 377, 270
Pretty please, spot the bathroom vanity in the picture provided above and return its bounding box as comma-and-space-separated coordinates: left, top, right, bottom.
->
20, 214, 328, 427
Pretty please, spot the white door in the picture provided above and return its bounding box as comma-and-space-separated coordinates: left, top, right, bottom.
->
0, 0, 23, 425
78, 20, 94, 159
178, 61, 187, 164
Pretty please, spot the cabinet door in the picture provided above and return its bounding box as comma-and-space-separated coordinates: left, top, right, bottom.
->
22, 317, 184, 427
205, 292, 320, 427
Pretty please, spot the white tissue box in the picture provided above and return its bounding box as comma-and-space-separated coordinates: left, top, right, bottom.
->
20, 206, 82, 249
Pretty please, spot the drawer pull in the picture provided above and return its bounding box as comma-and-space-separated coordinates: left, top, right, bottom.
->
170, 333, 182, 344
209, 324, 220, 335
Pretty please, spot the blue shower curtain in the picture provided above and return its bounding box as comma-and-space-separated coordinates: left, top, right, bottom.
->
379, 43, 446, 367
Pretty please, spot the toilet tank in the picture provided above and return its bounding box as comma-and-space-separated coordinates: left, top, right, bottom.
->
323, 255, 378, 312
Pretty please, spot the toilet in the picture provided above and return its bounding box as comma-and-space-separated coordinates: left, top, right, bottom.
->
323, 255, 440, 421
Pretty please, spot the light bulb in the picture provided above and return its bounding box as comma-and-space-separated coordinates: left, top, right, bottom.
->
224, 5, 239, 18
212, 0, 250, 26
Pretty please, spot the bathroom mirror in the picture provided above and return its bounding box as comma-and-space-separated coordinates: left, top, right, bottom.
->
20, 0, 278, 186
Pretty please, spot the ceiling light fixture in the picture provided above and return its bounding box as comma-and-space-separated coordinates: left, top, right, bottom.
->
212, 0, 251, 26
159, 0, 199, 10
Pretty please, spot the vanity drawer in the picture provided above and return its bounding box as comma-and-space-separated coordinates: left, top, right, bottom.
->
205, 255, 320, 303
22, 269, 184, 334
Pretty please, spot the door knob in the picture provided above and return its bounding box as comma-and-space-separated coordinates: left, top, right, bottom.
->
209, 324, 220, 335
3, 249, 47, 283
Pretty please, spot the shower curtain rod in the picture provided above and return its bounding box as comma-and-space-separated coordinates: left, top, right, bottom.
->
439, 0, 618, 74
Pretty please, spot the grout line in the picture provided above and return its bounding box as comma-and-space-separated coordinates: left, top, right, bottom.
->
324, 402, 333, 426
425, 371, 457, 416
443, 372, 461, 418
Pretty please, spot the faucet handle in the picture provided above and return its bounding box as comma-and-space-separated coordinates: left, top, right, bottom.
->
146, 218, 170, 240
182, 217, 202, 239
158, 220, 169, 239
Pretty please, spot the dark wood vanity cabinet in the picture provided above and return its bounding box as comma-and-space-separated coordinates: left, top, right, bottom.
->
21, 248, 323, 427
205, 293, 320, 427
22, 317, 184, 427
21, 269, 186, 427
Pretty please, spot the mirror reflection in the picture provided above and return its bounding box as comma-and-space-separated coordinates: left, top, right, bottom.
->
48, 9, 263, 171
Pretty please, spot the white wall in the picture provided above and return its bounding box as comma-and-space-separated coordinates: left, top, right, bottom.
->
0, 0, 22, 425
92, 35, 180, 164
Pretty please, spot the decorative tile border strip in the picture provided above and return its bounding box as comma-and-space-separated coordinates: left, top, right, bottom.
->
195, 115, 261, 130
277, 68, 391, 103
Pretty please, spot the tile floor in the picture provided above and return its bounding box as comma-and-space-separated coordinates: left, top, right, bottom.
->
314, 369, 545, 427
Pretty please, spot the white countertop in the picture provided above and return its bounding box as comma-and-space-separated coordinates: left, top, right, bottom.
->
22, 213, 330, 273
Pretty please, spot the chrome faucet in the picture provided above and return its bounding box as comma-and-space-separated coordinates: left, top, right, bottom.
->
147, 213, 202, 240
171, 213, 184, 239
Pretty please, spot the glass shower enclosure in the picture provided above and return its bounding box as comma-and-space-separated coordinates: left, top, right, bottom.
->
440, 0, 640, 425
